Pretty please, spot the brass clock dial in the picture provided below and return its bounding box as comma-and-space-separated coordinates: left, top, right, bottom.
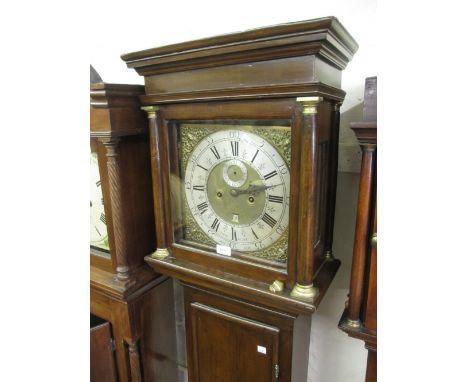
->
184, 129, 290, 252
90, 152, 109, 250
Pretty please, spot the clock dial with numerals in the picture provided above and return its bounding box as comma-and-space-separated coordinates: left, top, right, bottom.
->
90, 152, 109, 250
184, 129, 290, 252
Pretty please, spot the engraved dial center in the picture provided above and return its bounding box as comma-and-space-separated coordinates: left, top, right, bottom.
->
208, 159, 265, 226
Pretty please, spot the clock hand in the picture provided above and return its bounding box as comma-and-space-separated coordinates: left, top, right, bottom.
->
230, 184, 280, 196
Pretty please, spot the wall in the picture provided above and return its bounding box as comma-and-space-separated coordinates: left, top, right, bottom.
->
91, 1, 376, 380
308, 171, 366, 382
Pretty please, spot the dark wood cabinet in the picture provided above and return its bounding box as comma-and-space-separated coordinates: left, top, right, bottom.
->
90, 83, 177, 382
122, 17, 358, 381
339, 76, 377, 382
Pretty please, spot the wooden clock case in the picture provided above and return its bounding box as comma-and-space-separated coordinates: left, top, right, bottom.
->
122, 17, 358, 381
339, 76, 377, 382
90, 83, 177, 382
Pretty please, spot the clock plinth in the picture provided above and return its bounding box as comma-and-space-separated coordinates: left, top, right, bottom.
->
124, 16, 357, 381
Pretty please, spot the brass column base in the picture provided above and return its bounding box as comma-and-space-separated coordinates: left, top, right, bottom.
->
325, 250, 335, 260
151, 248, 170, 260
290, 283, 319, 300
116, 266, 130, 281
345, 318, 362, 328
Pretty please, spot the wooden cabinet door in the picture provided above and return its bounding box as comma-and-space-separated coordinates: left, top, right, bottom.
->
188, 302, 280, 382
90, 319, 118, 382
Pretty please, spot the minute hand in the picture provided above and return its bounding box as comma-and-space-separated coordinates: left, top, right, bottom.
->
236, 184, 280, 195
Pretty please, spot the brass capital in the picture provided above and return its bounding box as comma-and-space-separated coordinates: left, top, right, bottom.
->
151, 247, 170, 260
290, 283, 319, 300
296, 96, 323, 115
269, 280, 285, 293
141, 105, 159, 119
361, 143, 377, 152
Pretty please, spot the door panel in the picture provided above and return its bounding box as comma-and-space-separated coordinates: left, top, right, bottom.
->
189, 303, 279, 382
90, 316, 118, 382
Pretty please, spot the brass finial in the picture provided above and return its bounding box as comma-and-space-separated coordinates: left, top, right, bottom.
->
269, 280, 285, 293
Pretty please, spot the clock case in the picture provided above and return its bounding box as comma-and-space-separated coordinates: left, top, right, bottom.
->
122, 17, 357, 381
339, 76, 377, 382
90, 83, 178, 381
122, 17, 358, 309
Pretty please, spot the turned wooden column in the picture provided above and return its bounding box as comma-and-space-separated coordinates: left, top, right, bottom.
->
291, 96, 322, 300
128, 340, 142, 382
141, 106, 170, 260
347, 143, 376, 325
324, 102, 342, 258
100, 137, 130, 280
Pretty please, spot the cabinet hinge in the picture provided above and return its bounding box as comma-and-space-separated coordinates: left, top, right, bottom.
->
110, 338, 116, 352
274, 364, 279, 381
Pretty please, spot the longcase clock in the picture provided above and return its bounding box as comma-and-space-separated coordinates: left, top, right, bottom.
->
122, 17, 358, 381
90, 82, 177, 382
339, 76, 377, 382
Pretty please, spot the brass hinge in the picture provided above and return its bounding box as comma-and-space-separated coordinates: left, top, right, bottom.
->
110, 338, 116, 352
274, 364, 279, 381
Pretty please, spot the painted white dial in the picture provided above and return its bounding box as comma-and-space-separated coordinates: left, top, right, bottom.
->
90, 152, 109, 250
184, 130, 290, 252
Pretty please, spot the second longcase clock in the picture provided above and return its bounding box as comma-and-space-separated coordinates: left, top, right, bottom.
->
90, 83, 178, 382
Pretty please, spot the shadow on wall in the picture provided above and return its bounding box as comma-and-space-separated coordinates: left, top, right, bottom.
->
308, 172, 367, 382
307, 98, 368, 381
338, 102, 364, 174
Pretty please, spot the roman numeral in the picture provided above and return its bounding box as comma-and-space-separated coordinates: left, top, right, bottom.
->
211, 218, 220, 232
197, 164, 208, 171
251, 228, 259, 240
251, 149, 259, 163
193, 185, 205, 192
197, 202, 209, 214
101, 197, 104, 205
210, 146, 221, 160
96, 180, 101, 187
231, 141, 239, 156
261, 213, 277, 228
268, 195, 284, 204
100, 213, 106, 224
231, 227, 237, 241
264, 170, 278, 180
